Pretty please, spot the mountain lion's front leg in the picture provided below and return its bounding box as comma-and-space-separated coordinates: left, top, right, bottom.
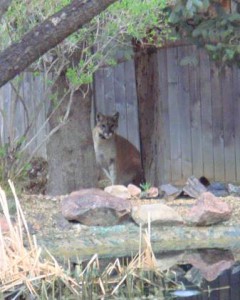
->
109, 158, 117, 185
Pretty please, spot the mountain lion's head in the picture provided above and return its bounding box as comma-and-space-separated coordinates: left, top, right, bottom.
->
96, 112, 119, 139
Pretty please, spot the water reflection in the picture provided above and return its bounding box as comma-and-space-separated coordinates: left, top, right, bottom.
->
157, 248, 240, 299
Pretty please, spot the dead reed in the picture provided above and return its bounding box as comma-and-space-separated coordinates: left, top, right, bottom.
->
0, 180, 80, 298
0, 181, 172, 299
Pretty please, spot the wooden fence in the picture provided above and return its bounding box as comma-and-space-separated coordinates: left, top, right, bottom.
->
93, 59, 140, 150
0, 45, 240, 185
156, 45, 240, 184
0, 73, 49, 158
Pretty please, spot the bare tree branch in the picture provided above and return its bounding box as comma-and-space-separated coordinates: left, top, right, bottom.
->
0, 0, 117, 88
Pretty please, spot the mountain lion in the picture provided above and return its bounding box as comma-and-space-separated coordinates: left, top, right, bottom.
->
92, 112, 144, 186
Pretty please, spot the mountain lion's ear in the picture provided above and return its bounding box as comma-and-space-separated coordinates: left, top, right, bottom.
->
113, 112, 119, 122
96, 112, 104, 122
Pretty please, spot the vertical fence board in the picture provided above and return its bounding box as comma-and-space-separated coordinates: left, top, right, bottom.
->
114, 63, 127, 139
199, 49, 214, 179
167, 47, 182, 183
103, 67, 115, 115
124, 60, 140, 150
94, 68, 105, 115
157, 48, 171, 183
178, 46, 192, 179
222, 67, 236, 182
234, 67, 240, 182
189, 46, 203, 178
211, 63, 225, 181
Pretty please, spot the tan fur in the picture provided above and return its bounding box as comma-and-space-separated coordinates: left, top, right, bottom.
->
92, 112, 144, 186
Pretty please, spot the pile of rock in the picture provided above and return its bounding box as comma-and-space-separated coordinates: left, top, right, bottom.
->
61, 177, 232, 227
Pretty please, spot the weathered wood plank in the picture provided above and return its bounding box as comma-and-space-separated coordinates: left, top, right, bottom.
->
103, 67, 115, 115
93, 68, 105, 115
157, 48, 171, 183
167, 47, 182, 183
34, 74, 48, 157
199, 49, 214, 180
178, 46, 192, 179
113, 62, 127, 139
124, 59, 140, 150
189, 45, 203, 178
234, 66, 240, 182
211, 63, 225, 181
222, 66, 236, 182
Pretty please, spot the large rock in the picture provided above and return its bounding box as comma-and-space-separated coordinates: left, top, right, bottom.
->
186, 192, 232, 226
131, 203, 183, 226
127, 184, 141, 197
61, 188, 132, 226
104, 185, 131, 199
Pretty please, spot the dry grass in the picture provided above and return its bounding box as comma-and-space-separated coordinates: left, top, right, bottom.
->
0, 181, 170, 298
0, 180, 80, 298
78, 226, 165, 297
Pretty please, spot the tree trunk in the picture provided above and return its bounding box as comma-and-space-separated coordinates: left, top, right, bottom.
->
0, 0, 117, 88
47, 75, 97, 195
135, 48, 162, 186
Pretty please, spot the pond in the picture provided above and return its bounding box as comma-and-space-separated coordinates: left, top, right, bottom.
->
156, 248, 240, 300
67, 247, 240, 300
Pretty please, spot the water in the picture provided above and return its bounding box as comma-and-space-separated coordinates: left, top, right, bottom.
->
98, 248, 240, 299
146, 248, 240, 300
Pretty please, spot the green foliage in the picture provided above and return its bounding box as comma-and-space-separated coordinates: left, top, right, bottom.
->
66, 60, 94, 87
140, 182, 152, 191
1, 0, 171, 79
1, 0, 238, 69
0, 138, 31, 194
168, 0, 240, 66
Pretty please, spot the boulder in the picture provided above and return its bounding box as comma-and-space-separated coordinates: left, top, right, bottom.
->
160, 184, 181, 200
146, 187, 159, 198
228, 183, 240, 196
131, 203, 183, 226
207, 182, 229, 197
183, 176, 207, 198
104, 185, 131, 199
127, 184, 141, 197
61, 188, 132, 226
186, 192, 232, 226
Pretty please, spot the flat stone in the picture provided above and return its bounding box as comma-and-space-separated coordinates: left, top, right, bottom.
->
160, 184, 180, 196
186, 192, 232, 226
127, 184, 141, 197
131, 203, 183, 226
61, 188, 132, 226
228, 183, 240, 195
104, 185, 131, 199
183, 176, 207, 198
